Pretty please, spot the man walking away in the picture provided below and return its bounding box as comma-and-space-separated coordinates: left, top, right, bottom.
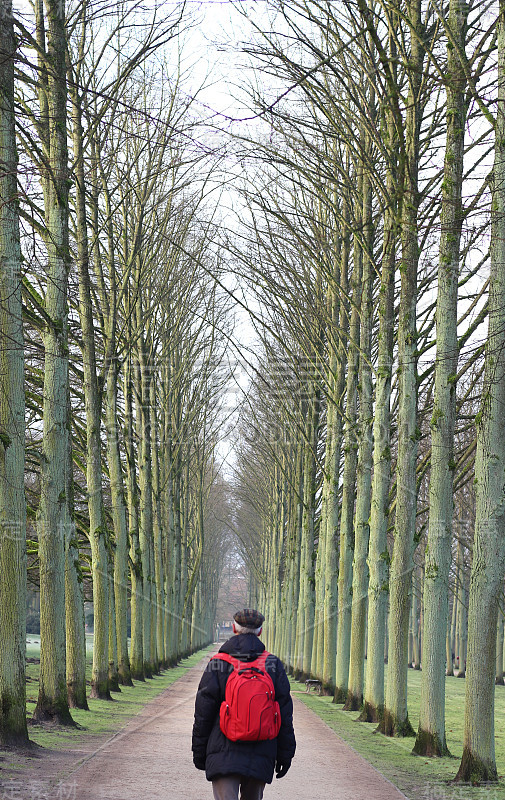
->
192, 609, 296, 800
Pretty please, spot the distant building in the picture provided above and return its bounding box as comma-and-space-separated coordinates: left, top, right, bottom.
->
217, 621, 233, 641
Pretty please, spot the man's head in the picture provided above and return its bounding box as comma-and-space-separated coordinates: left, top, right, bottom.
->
232, 608, 265, 637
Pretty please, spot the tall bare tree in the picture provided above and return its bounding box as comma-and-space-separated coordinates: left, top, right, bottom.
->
0, 0, 29, 746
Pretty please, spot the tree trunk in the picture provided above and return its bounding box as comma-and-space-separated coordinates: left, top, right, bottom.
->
65, 389, 88, 710
106, 365, 133, 686
408, 605, 414, 667
124, 354, 144, 681
133, 345, 155, 677
322, 220, 349, 692
361, 55, 397, 722
289, 441, 303, 672
411, 570, 421, 670
313, 435, 327, 679
171, 442, 183, 662
302, 384, 319, 677
151, 378, 166, 670
70, 80, 111, 703
380, 0, 424, 738
274, 467, 286, 659
0, 0, 29, 744
162, 363, 176, 665
448, 584, 458, 676
496, 609, 504, 686
455, 3, 505, 778
334, 189, 362, 702
292, 438, 304, 675
34, 0, 74, 725
455, 541, 468, 678
346, 144, 374, 711
446, 604, 454, 677
108, 564, 121, 692
414, 0, 467, 749
282, 471, 298, 670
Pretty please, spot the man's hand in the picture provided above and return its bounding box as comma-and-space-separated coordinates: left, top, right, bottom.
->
275, 759, 291, 779
193, 757, 206, 771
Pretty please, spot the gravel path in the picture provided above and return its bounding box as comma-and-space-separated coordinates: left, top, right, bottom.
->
60, 650, 408, 800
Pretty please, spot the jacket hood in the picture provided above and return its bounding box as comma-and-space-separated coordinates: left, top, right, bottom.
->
219, 633, 265, 661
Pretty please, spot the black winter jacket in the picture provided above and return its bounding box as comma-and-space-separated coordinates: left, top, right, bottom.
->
192, 634, 296, 783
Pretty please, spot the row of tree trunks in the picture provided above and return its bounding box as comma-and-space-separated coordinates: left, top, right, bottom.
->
236, 0, 504, 783
0, 0, 225, 748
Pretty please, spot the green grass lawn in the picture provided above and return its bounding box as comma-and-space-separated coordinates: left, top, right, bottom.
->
22, 639, 212, 751
293, 667, 505, 800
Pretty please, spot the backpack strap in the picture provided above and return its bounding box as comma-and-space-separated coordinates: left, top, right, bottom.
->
211, 651, 271, 672
210, 653, 241, 669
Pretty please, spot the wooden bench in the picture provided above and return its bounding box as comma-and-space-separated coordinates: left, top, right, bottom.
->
305, 679, 322, 695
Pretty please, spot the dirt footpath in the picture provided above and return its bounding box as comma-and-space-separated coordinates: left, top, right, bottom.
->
49, 651, 408, 800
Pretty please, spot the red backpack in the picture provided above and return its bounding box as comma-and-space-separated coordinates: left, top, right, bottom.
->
211, 651, 282, 742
